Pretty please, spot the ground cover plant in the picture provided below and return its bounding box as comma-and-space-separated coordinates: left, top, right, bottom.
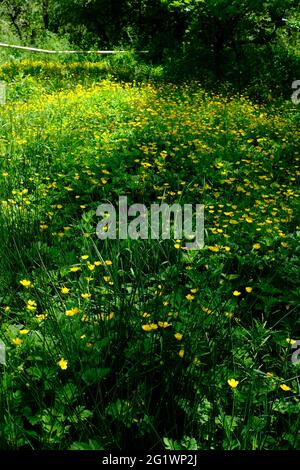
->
0, 59, 299, 450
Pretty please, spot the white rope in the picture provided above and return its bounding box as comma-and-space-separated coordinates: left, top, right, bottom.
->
0, 340, 5, 365
0, 42, 148, 54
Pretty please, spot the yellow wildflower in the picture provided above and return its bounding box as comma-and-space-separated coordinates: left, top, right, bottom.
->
158, 321, 171, 328
280, 384, 291, 391
20, 279, 32, 288
58, 358, 68, 370
233, 291, 241, 297
228, 378, 239, 389
81, 293, 91, 299
66, 307, 79, 317
70, 266, 81, 272
202, 306, 212, 314
186, 294, 195, 301
12, 338, 23, 346
142, 323, 158, 331
174, 333, 183, 341
208, 245, 220, 252
26, 300, 37, 311
286, 338, 296, 345
36, 313, 47, 321
61, 287, 70, 294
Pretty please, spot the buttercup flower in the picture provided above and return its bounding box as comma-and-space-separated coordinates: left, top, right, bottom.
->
142, 323, 158, 331
280, 384, 291, 391
12, 338, 23, 346
228, 378, 239, 389
81, 293, 91, 299
58, 358, 68, 370
186, 294, 195, 301
174, 333, 183, 341
26, 300, 37, 311
66, 307, 79, 317
233, 291, 241, 297
20, 279, 32, 288
158, 321, 171, 328
286, 338, 296, 345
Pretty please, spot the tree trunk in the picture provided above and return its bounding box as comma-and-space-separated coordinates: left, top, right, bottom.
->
8, 13, 22, 40
42, 0, 49, 30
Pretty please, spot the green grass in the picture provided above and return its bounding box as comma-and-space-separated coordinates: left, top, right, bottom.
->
0, 59, 299, 450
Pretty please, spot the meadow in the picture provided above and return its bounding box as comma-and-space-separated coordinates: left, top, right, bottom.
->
0, 58, 299, 450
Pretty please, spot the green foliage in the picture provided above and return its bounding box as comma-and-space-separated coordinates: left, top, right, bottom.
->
0, 0, 299, 97
161, 0, 300, 96
0, 62, 299, 450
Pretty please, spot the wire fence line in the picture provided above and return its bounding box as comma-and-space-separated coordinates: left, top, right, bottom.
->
0, 42, 148, 55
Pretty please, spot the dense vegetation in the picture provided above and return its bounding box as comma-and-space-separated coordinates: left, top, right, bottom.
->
0, 0, 299, 97
0, 0, 299, 451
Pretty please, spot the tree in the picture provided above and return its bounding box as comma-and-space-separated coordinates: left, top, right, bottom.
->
161, 0, 299, 78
